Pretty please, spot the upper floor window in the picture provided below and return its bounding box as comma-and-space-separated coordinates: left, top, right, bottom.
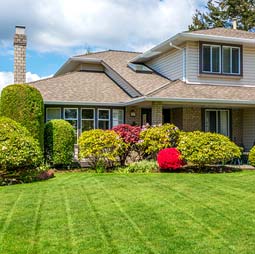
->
200, 42, 242, 76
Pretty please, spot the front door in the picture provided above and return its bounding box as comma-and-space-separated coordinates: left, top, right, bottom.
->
141, 108, 152, 125
163, 109, 171, 124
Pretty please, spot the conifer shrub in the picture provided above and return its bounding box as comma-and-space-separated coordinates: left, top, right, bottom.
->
44, 120, 75, 168
0, 84, 44, 149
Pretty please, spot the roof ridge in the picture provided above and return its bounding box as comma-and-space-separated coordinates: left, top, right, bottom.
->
147, 80, 182, 96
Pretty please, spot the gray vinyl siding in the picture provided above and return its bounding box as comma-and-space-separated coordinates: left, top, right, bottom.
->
147, 48, 183, 80
243, 109, 255, 151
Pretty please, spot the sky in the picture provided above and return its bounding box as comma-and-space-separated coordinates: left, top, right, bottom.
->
0, 0, 206, 91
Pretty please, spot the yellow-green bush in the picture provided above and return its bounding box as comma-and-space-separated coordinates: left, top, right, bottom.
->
78, 129, 126, 169
178, 131, 241, 167
0, 84, 44, 150
44, 120, 75, 168
248, 146, 255, 166
139, 124, 180, 158
0, 117, 43, 171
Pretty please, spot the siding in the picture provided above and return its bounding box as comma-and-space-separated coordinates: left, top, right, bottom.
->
147, 48, 183, 80
186, 41, 255, 86
77, 63, 104, 72
243, 109, 255, 151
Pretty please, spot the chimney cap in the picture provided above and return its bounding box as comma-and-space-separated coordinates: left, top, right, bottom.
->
15, 25, 26, 34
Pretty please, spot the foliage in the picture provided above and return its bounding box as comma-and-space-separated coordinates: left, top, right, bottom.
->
248, 145, 255, 166
78, 129, 126, 169
189, 0, 255, 31
157, 148, 185, 170
112, 124, 141, 165
44, 120, 75, 168
118, 160, 158, 173
0, 84, 44, 149
139, 124, 180, 159
178, 131, 241, 167
0, 117, 43, 171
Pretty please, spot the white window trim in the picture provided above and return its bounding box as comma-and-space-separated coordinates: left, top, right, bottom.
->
222, 46, 241, 75
97, 109, 111, 129
202, 44, 221, 74
46, 107, 61, 122
112, 109, 124, 127
205, 109, 230, 136
81, 108, 95, 131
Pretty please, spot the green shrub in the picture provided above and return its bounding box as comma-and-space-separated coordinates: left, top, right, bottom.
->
0, 84, 44, 149
78, 129, 126, 169
118, 160, 158, 173
178, 131, 242, 167
0, 117, 43, 171
139, 124, 180, 158
44, 120, 75, 168
248, 146, 255, 166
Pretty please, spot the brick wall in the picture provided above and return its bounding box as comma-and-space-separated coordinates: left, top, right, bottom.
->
125, 106, 141, 126
182, 107, 202, 131
232, 109, 243, 145
171, 108, 183, 129
151, 102, 162, 125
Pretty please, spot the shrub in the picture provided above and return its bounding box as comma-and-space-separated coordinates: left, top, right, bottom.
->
0, 84, 44, 149
118, 160, 158, 173
157, 148, 185, 170
178, 131, 242, 168
139, 124, 180, 159
112, 124, 141, 165
44, 120, 75, 168
0, 117, 43, 171
78, 129, 126, 169
248, 146, 255, 166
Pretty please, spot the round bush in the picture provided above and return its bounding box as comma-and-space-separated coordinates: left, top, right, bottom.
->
178, 131, 242, 167
248, 146, 255, 166
157, 148, 185, 170
78, 129, 126, 169
44, 120, 75, 167
0, 117, 43, 171
139, 124, 180, 158
0, 84, 44, 149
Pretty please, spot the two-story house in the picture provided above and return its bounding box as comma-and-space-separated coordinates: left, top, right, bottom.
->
13, 26, 255, 151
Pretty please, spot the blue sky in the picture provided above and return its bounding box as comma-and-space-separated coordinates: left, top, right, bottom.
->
0, 0, 206, 90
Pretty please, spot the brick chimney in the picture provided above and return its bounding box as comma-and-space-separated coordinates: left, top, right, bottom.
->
14, 26, 27, 84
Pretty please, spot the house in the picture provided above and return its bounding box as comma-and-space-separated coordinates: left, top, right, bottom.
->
13, 25, 255, 151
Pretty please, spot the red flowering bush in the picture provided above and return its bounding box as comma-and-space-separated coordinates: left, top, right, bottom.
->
157, 148, 185, 171
112, 124, 141, 165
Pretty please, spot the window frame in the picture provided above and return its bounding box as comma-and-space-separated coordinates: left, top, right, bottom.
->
81, 108, 95, 131
222, 46, 241, 75
97, 108, 111, 129
64, 108, 79, 140
199, 41, 243, 77
46, 107, 61, 122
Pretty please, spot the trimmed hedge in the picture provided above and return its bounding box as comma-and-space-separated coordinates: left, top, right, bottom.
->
0, 117, 43, 171
248, 146, 255, 166
44, 120, 75, 167
0, 84, 44, 149
178, 131, 242, 167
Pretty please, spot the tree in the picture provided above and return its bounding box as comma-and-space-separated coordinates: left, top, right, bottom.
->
189, 0, 255, 31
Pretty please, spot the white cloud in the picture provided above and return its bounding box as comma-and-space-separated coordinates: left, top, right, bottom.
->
0, 0, 207, 54
0, 72, 52, 92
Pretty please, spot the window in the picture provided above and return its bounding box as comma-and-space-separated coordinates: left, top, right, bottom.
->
222, 46, 240, 74
81, 108, 95, 131
112, 109, 124, 127
98, 109, 110, 130
127, 63, 153, 73
200, 42, 242, 76
64, 108, 78, 140
205, 109, 230, 136
46, 108, 61, 121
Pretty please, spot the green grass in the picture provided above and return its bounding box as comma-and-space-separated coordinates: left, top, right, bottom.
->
1, 171, 255, 254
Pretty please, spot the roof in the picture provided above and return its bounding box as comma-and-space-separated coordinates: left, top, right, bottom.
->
31, 71, 132, 105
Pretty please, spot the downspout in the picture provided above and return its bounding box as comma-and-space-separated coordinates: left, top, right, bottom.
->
169, 42, 186, 82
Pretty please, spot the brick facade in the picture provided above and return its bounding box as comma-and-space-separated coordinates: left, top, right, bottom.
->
171, 108, 183, 129
232, 109, 243, 145
151, 102, 162, 125
125, 106, 141, 126
182, 107, 202, 131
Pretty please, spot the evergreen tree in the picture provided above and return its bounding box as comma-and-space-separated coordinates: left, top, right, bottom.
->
189, 0, 255, 31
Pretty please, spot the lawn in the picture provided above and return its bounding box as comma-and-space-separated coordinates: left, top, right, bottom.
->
1, 172, 255, 254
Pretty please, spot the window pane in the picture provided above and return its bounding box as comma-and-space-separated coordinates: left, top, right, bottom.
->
82, 120, 94, 131
223, 47, 231, 73
212, 47, 220, 73
98, 120, 109, 130
98, 110, 109, 120
219, 111, 229, 136
203, 46, 211, 72
65, 109, 77, 119
112, 109, 124, 127
66, 120, 78, 142
82, 109, 94, 119
47, 108, 61, 121
232, 48, 239, 74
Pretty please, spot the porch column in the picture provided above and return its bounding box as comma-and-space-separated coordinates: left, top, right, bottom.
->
152, 102, 163, 125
